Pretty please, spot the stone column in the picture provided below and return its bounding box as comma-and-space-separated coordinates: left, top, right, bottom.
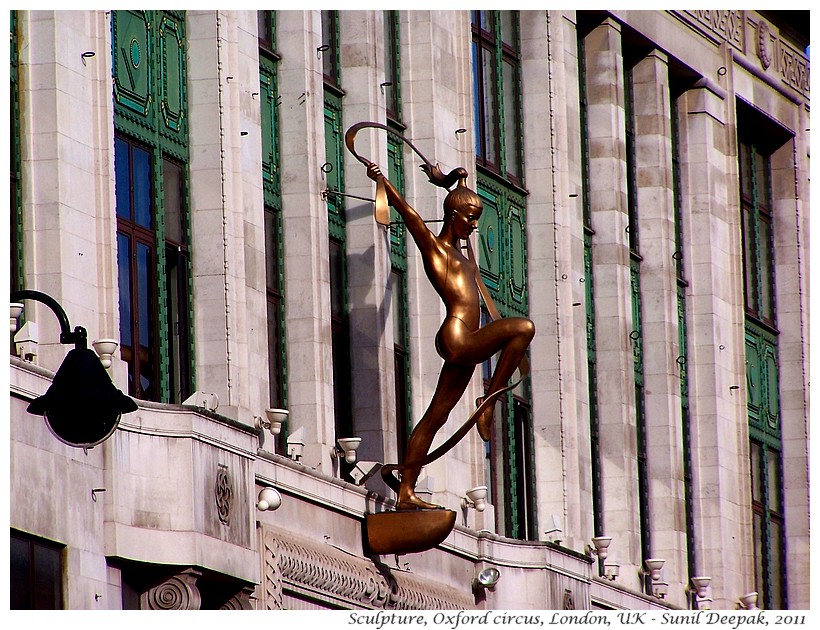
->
677, 81, 750, 607
770, 132, 810, 608
583, 18, 642, 590
524, 10, 594, 552
632, 49, 687, 607
337, 10, 397, 469
277, 11, 336, 471
187, 11, 268, 422
20, 11, 119, 371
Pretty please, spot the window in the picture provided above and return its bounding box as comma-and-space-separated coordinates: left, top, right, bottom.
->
112, 11, 193, 403
391, 270, 410, 460
322, 10, 352, 444
383, 10, 401, 123
671, 94, 697, 580
578, 32, 604, 537
738, 116, 786, 608
321, 10, 341, 89
259, 11, 288, 451
383, 14, 412, 459
116, 136, 159, 401
471, 11, 523, 183
476, 175, 534, 539
739, 141, 776, 327
11, 530, 64, 609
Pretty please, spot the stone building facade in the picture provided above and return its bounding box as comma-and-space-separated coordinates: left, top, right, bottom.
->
9, 10, 809, 611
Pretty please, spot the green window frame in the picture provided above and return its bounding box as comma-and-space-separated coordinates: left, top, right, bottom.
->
112, 10, 194, 404
471, 10, 523, 185
10, 11, 24, 294
259, 11, 288, 452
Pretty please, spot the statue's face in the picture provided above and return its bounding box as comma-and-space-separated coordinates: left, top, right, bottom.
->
451, 199, 482, 239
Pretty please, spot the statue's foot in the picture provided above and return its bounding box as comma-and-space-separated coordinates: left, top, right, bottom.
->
396, 493, 443, 511
475, 397, 493, 442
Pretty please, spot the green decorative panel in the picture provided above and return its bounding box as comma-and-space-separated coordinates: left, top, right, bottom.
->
477, 185, 504, 295
323, 93, 345, 239
630, 260, 644, 378
259, 62, 281, 202
113, 11, 153, 118
387, 131, 406, 262
745, 324, 780, 437
158, 15, 185, 135
476, 173, 527, 316
507, 200, 527, 307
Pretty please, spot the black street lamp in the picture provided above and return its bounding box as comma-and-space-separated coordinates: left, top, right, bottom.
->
10, 290, 137, 448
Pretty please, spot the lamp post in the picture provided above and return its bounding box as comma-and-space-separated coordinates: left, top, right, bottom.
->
10, 290, 137, 448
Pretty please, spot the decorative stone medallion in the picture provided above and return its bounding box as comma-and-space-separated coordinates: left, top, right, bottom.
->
757, 20, 772, 70
215, 464, 233, 525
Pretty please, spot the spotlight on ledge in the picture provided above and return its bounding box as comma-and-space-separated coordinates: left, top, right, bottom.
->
588, 535, 612, 560
255, 407, 289, 437
256, 486, 282, 511
335, 437, 362, 464
473, 567, 500, 591
644, 558, 665, 582
737, 592, 759, 610
461, 485, 488, 512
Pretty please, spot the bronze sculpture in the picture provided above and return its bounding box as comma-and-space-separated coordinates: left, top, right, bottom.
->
346, 122, 534, 552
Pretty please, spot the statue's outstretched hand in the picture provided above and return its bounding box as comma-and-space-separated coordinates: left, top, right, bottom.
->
366, 162, 383, 182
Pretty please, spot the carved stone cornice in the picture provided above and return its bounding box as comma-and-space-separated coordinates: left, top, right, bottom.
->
260, 527, 474, 610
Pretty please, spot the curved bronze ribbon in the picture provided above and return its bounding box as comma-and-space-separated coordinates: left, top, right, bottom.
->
344, 121, 530, 497
345, 121, 468, 227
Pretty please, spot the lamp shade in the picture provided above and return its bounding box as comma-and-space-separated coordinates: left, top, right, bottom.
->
27, 348, 137, 448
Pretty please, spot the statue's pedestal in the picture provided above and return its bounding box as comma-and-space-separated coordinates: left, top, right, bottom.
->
365, 509, 457, 555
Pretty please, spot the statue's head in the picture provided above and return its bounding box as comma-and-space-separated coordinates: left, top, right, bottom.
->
443, 178, 482, 220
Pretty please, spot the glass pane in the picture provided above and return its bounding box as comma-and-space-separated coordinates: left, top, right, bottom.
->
267, 297, 283, 408
739, 142, 753, 200
753, 512, 765, 598
163, 158, 184, 244
759, 218, 774, 320
500, 11, 516, 46
114, 137, 131, 220
10, 536, 31, 609
742, 206, 758, 311
165, 245, 189, 404
321, 11, 336, 81
136, 242, 154, 399
257, 11, 271, 47
32, 543, 62, 609
769, 519, 784, 609
767, 448, 782, 512
755, 147, 771, 210
750, 441, 763, 503
117, 233, 133, 348
329, 239, 345, 318
391, 270, 405, 347
472, 42, 482, 157
502, 58, 521, 177
482, 45, 498, 165
264, 207, 280, 291
132, 145, 152, 229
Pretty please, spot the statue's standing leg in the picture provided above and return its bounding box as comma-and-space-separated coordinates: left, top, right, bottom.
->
476, 318, 535, 441
397, 362, 474, 510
